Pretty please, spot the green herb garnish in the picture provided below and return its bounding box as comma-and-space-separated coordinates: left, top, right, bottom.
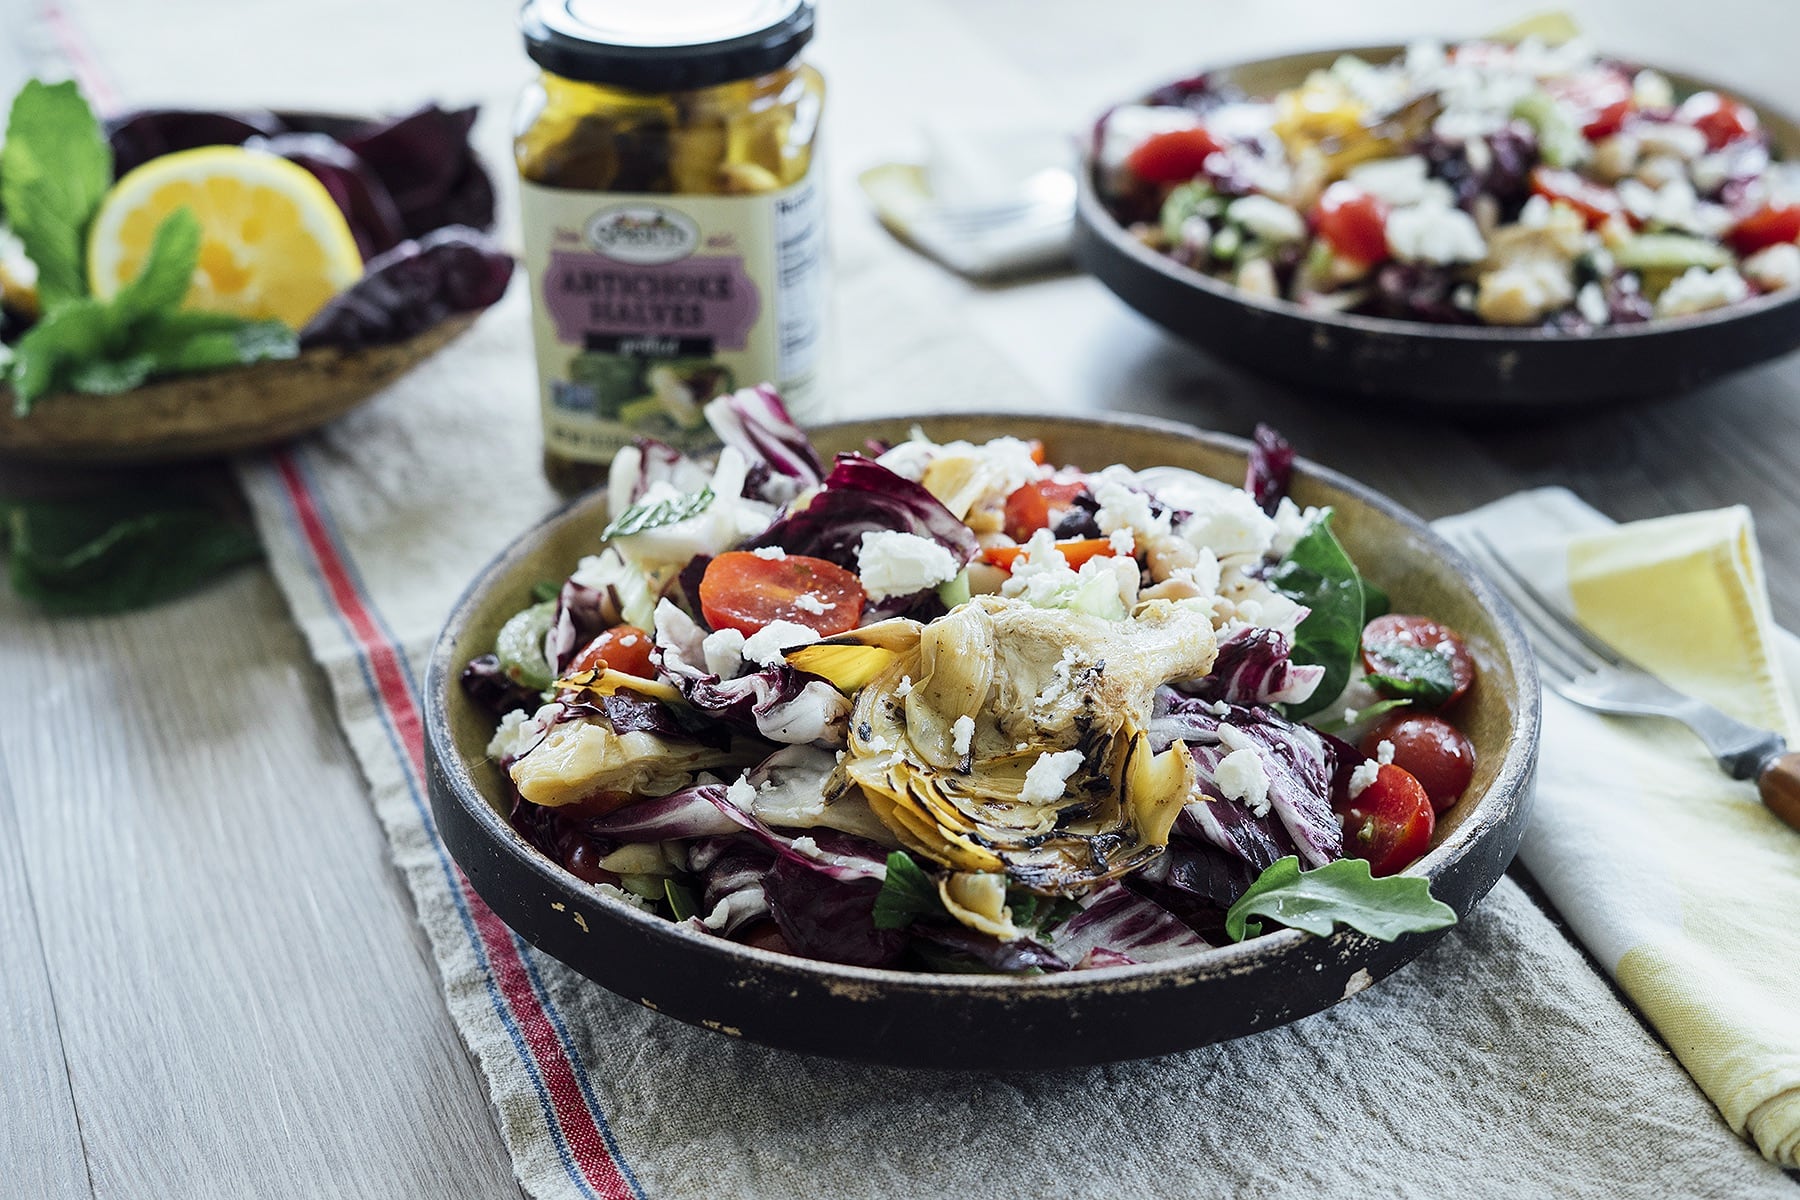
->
601, 487, 715, 541
1, 80, 111, 311
1224, 855, 1457, 943
871, 851, 946, 930
1268, 510, 1383, 719
1365, 643, 1458, 705
664, 878, 701, 922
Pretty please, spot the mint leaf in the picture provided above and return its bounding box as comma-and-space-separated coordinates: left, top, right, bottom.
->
8, 298, 113, 411
1365, 643, 1457, 705
134, 310, 296, 374
1224, 855, 1457, 943
3, 491, 262, 615
110, 206, 202, 325
1, 80, 111, 310
871, 851, 945, 930
602, 486, 715, 541
1269, 510, 1381, 719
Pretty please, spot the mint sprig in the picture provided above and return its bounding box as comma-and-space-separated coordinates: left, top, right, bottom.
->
1, 80, 111, 310
602, 486, 715, 541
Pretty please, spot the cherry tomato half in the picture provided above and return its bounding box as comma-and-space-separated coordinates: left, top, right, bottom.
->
1125, 126, 1225, 184
1361, 614, 1476, 708
1678, 91, 1758, 152
1312, 181, 1391, 266
1546, 68, 1634, 140
1728, 202, 1800, 256
1360, 714, 1476, 813
982, 537, 1122, 572
568, 624, 656, 678
1002, 480, 1089, 542
1341, 764, 1435, 876
1529, 165, 1626, 229
699, 551, 865, 637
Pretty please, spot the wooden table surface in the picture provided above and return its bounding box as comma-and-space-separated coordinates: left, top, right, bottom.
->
6, 0, 1800, 1195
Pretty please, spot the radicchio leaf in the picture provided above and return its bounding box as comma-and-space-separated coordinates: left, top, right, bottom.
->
342, 103, 496, 237
1185, 626, 1325, 708
763, 855, 906, 967
911, 924, 1070, 973
299, 226, 514, 351
689, 839, 774, 937
653, 600, 849, 744
742, 454, 979, 576
1245, 423, 1294, 517
704, 385, 824, 495
107, 108, 287, 176
1047, 881, 1210, 966
460, 652, 543, 718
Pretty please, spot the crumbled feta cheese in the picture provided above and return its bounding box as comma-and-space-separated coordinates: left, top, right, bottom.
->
1178, 215, 1213, 252
1476, 259, 1574, 325
1348, 759, 1381, 800
1215, 747, 1271, 818
1021, 749, 1085, 805
1387, 203, 1486, 264
793, 592, 832, 615
1633, 69, 1674, 111
1347, 156, 1448, 208
486, 707, 545, 761
1743, 242, 1800, 291
1101, 104, 1204, 170
741, 619, 821, 667
895, 675, 913, 697
726, 776, 757, 808
1226, 195, 1307, 243
701, 627, 746, 679
1617, 178, 1728, 236
1576, 281, 1610, 325
1635, 121, 1706, 163
1655, 266, 1750, 318
856, 530, 960, 600
1268, 498, 1318, 560
1343, 707, 1360, 725
751, 546, 787, 560
1518, 194, 1553, 228
872, 432, 935, 480
1092, 475, 1171, 542
951, 715, 975, 758
1178, 486, 1275, 560
1376, 739, 1396, 765
1108, 528, 1136, 556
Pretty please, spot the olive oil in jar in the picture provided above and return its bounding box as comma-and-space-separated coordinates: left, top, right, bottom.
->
516, 0, 826, 493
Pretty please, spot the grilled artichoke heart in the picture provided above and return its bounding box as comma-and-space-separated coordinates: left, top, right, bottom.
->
791, 595, 1217, 891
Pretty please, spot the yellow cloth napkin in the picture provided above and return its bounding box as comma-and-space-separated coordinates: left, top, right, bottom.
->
1447, 490, 1800, 1165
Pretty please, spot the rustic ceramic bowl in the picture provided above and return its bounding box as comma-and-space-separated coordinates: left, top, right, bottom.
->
425, 413, 1540, 1068
1074, 46, 1800, 412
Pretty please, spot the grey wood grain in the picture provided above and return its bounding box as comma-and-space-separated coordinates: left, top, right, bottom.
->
0, 753, 95, 1200
0, 570, 521, 1200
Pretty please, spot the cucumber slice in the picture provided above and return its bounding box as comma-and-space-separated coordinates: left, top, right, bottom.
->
1613, 233, 1732, 273
496, 600, 557, 692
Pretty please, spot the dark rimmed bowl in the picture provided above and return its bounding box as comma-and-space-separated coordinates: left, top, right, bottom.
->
1074, 45, 1800, 412
425, 413, 1540, 1068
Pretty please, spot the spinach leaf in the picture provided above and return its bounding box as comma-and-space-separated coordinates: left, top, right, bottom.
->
1365, 642, 1457, 705
1268, 509, 1379, 718
602, 486, 715, 541
3, 490, 262, 615
1, 80, 111, 310
871, 851, 945, 930
1224, 855, 1457, 943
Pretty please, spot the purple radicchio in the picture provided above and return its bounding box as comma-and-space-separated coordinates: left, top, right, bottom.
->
545, 574, 625, 676
1185, 626, 1325, 708
653, 600, 850, 744
1046, 881, 1210, 967
460, 653, 544, 719
1150, 690, 1344, 868
912, 924, 1070, 973
1244, 423, 1294, 517
687, 839, 774, 937
703, 385, 825, 499
1130, 841, 1265, 932
742, 454, 979, 575
764, 854, 906, 968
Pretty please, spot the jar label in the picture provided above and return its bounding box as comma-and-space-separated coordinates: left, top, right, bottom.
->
519, 177, 825, 465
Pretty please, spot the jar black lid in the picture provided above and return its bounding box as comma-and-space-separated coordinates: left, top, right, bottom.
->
521, 0, 814, 91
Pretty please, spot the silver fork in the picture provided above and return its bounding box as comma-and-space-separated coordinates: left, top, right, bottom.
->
1457, 529, 1800, 832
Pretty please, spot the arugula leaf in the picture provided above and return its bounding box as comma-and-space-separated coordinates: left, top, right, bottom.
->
7, 210, 298, 414
3, 490, 262, 615
663, 878, 700, 922
1365, 642, 1458, 704
871, 851, 946, 930
1224, 855, 1457, 943
1268, 510, 1380, 719
601, 486, 715, 541
1, 80, 112, 310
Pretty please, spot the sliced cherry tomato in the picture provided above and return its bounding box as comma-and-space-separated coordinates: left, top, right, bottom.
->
1340, 764, 1435, 877
1546, 68, 1634, 140
1002, 480, 1088, 542
1361, 614, 1476, 708
1360, 714, 1476, 813
1678, 91, 1758, 151
1026, 439, 1048, 465
1125, 126, 1225, 184
1312, 181, 1390, 266
568, 624, 655, 678
1727, 202, 1800, 256
698, 551, 865, 637
982, 537, 1121, 572
1529, 165, 1626, 229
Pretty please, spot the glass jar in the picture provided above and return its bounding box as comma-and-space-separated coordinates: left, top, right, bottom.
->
516, 0, 826, 494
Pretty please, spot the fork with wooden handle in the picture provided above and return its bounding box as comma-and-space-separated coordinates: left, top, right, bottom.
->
1459, 530, 1800, 833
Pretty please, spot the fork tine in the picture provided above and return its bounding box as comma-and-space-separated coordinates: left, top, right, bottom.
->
1466, 530, 1634, 669
1458, 531, 1606, 673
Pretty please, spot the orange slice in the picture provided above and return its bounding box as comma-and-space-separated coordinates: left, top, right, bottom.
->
87, 146, 362, 329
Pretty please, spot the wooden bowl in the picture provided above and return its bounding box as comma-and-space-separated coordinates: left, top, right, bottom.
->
0, 313, 477, 464
1073, 46, 1800, 412
424, 413, 1541, 1068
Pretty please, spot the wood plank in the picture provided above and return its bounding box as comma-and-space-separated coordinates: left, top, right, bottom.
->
0, 569, 521, 1199
0, 754, 95, 1200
